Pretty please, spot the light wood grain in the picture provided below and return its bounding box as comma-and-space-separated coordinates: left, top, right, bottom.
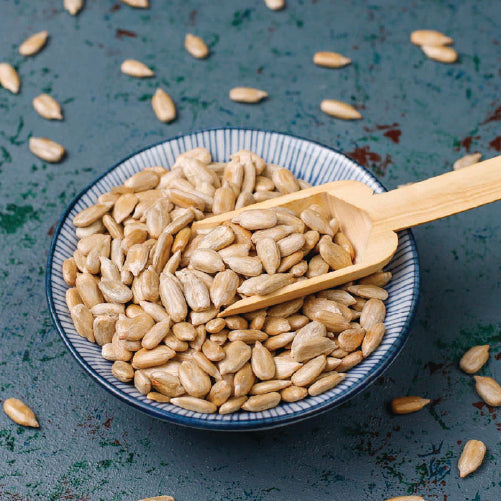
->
192, 155, 501, 317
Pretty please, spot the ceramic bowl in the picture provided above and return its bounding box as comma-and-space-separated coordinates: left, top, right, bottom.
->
46, 128, 419, 430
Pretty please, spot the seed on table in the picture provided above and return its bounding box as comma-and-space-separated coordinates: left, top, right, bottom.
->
385, 497, 425, 501
321, 99, 362, 120
313, 51, 351, 68
410, 29, 453, 46
121, 59, 154, 77
458, 439, 486, 478
421, 45, 458, 63
3, 398, 39, 427
0, 63, 20, 94
264, 0, 285, 10
152, 88, 176, 123
391, 396, 431, 415
171, 396, 217, 414
139, 496, 175, 501
474, 376, 501, 406
459, 345, 489, 374
19, 31, 49, 56
32, 94, 63, 120
29, 137, 65, 163
453, 152, 482, 171
64, 0, 85, 15
121, 0, 149, 8
184, 33, 210, 59
229, 87, 268, 104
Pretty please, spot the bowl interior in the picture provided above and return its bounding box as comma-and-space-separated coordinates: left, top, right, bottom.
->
47, 128, 419, 430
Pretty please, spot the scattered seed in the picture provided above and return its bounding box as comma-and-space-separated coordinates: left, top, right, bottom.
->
458, 439, 486, 478
64, 0, 85, 15
121, 0, 149, 7
229, 87, 268, 103
152, 88, 176, 123
185, 34, 209, 59
29, 137, 65, 163
391, 396, 430, 415
19, 31, 49, 56
3, 398, 39, 427
410, 30, 453, 46
121, 59, 154, 77
421, 45, 458, 63
453, 152, 482, 170
0, 63, 21, 93
320, 99, 362, 120
313, 51, 351, 68
474, 376, 501, 407
459, 345, 489, 374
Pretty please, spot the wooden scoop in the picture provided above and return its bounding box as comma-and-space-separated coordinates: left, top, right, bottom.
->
193, 155, 501, 317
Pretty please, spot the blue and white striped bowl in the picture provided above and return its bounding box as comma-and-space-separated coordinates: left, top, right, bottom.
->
46, 128, 420, 431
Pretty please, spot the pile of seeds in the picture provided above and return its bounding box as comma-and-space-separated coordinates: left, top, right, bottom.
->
62, 147, 390, 414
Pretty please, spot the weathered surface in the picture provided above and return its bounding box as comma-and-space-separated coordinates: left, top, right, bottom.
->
0, 1, 499, 499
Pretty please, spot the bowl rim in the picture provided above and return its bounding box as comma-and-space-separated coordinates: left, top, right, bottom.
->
46, 126, 420, 431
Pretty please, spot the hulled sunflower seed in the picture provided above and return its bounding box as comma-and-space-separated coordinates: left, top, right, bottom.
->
291, 355, 327, 386
229, 87, 268, 104
241, 392, 281, 412
410, 30, 453, 46
184, 34, 210, 59
453, 152, 482, 171
474, 376, 501, 406
152, 88, 176, 123
391, 396, 431, 414
33, 94, 63, 120
112, 361, 134, 382
0, 63, 20, 94
19, 31, 49, 56
251, 341, 275, 380
64, 0, 85, 15
178, 361, 211, 397
459, 345, 489, 374
29, 137, 65, 163
171, 396, 216, 413
208, 380, 232, 406
264, 0, 285, 10
3, 398, 39, 427
121, 59, 154, 77
308, 372, 346, 396
313, 51, 351, 68
160, 272, 188, 322
361, 323, 385, 357
219, 341, 252, 375
132, 346, 176, 369
360, 298, 386, 330
121, 0, 149, 6
234, 363, 256, 397
281, 385, 308, 402
421, 45, 458, 63
458, 439, 486, 478
321, 99, 362, 120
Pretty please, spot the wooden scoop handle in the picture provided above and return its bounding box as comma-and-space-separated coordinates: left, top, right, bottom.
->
365, 155, 501, 232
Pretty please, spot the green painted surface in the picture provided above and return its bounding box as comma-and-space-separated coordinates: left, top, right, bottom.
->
0, 0, 500, 499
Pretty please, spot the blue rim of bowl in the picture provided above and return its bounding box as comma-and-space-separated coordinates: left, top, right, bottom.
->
46, 127, 420, 431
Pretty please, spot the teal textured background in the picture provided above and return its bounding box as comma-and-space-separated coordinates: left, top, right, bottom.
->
0, 1, 500, 499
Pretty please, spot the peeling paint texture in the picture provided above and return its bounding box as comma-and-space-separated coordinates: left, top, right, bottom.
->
0, 1, 500, 500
